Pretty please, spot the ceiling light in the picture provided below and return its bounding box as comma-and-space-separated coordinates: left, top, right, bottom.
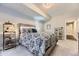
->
77, 18, 79, 21
42, 3, 53, 9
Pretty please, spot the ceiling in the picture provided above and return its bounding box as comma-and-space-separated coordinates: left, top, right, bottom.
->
0, 3, 79, 22
34, 3, 59, 16
0, 3, 47, 22
35, 3, 79, 17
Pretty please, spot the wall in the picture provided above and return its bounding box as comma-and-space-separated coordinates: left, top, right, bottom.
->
35, 21, 44, 33
77, 18, 79, 40
44, 15, 66, 40
77, 18, 79, 32
0, 13, 43, 39
44, 15, 78, 40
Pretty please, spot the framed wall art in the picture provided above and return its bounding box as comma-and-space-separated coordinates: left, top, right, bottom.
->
47, 24, 51, 30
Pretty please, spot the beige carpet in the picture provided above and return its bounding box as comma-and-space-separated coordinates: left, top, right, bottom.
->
50, 40, 78, 56
0, 39, 78, 56
1, 46, 33, 56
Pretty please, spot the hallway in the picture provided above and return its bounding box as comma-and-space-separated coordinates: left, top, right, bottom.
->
51, 40, 78, 56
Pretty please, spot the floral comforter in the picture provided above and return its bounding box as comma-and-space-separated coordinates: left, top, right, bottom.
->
19, 33, 46, 56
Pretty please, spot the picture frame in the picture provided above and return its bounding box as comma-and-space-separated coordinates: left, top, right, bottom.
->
47, 24, 51, 29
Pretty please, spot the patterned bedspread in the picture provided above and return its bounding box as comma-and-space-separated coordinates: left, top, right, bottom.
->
19, 28, 57, 56
19, 33, 46, 56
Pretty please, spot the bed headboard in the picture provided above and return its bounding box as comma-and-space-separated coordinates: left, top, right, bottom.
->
18, 23, 36, 40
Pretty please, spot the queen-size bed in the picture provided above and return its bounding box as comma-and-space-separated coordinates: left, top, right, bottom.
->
18, 23, 58, 56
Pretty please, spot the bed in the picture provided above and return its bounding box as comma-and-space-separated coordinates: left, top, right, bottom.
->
18, 23, 58, 56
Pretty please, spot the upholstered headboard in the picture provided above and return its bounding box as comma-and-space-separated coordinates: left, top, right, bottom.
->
18, 23, 37, 40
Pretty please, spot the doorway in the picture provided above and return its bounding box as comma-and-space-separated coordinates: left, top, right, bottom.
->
66, 21, 76, 40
